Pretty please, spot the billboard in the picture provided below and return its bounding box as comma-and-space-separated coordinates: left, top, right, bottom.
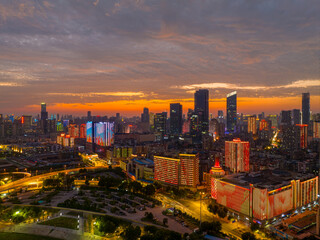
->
94, 122, 106, 146
216, 180, 250, 215
106, 122, 115, 146
252, 188, 268, 220
86, 122, 93, 143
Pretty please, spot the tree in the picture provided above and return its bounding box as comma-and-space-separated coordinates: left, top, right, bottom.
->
144, 184, 156, 196
98, 219, 116, 234
122, 225, 141, 240
241, 232, 256, 240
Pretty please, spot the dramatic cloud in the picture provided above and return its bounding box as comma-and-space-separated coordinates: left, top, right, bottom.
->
0, 0, 319, 115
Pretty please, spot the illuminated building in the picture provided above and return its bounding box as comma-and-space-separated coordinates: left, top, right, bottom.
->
302, 93, 310, 125
154, 154, 199, 187
267, 114, 278, 128
209, 118, 220, 140
170, 103, 183, 134
295, 124, 308, 149
80, 124, 86, 138
179, 154, 199, 188
182, 120, 190, 134
259, 119, 268, 131
212, 171, 318, 222
218, 110, 224, 124
247, 116, 257, 135
225, 139, 250, 173
210, 157, 225, 199
194, 89, 209, 132
313, 121, 320, 138
21, 115, 32, 129
226, 91, 237, 132
41, 103, 48, 120
68, 124, 79, 138
154, 156, 180, 185
154, 112, 167, 140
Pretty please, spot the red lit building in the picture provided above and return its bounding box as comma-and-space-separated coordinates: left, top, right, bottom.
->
225, 139, 250, 173
313, 121, 320, 139
210, 157, 225, 199
212, 171, 318, 222
295, 124, 308, 149
68, 124, 79, 138
154, 154, 199, 188
80, 124, 86, 138
259, 119, 268, 131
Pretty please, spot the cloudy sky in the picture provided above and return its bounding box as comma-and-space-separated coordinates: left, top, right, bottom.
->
0, 0, 319, 116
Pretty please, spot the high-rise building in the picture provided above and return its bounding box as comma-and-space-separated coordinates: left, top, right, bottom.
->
141, 107, 149, 123
281, 110, 292, 126
40, 103, 48, 120
21, 115, 32, 130
170, 103, 182, 134
154, 112, 167, 139
225, 139, 250, 173
313, 121, 320, 139
295, 124, 308, 149
247, 115, 257, 135
154, 154, 199, 187
217, 110, 224, 123
292, 109, 300, 125
302, 93, 310, 125
226, 91, 237, 132
194, 89, 209, 132
87, 111, 92, 121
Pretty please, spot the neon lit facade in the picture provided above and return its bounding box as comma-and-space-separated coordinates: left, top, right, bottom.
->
86, 121, 93, 143
248, 116, 257, 134
154, 156, 180, 185
154, 154, 199, 187
213, 176, 318, 221
225, 139, 250, 173
295, 124, 308, 149
179, 154, 199, 188
313, 121, 320, 138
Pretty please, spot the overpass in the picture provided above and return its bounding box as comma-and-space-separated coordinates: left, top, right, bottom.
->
0, 166, 106, 194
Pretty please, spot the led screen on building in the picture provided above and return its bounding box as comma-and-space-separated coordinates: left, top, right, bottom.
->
94, 122, 106, 146
86, 122, 93, 143
267, 188, 293, 218
106, 122, 115, 146
216, 180, 250, 215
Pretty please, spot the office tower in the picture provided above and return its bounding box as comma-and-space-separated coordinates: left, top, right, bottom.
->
247, 116, 257, 135
194, 89, 209, 132
41, 103, 48, 120
170, 103, 183, 134
141, 107, 150, 123
154, 154, 199, 187
179, 154, 199, 188
292, 109, 301, 125
154, 112, 167, 139
226, 91, 237, 132
281, 110, 292, 125
68, 124, 79, 138
225, 139, 250, 173
313, 121, 320, 139
302, 93, 310, 125
87, 111, 91, 121
295, 124, 308, 149
267, 114, 278, 128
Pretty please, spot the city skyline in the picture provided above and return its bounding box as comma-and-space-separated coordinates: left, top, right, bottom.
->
0, 1, 319, 115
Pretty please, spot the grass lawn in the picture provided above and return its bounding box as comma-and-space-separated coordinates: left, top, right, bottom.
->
38, 216, 78, 230
0, 232, 61, 240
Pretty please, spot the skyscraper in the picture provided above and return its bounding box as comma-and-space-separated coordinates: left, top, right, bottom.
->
141, 107, 150, 123
225, 139, 250, 173
170, 103, 182, 134
41, 103, 48, 120
247, 115, 257, 135
226, 91, 237, 132
154, 112, 167, 139
87, 111, 92, 121
194, 89, 209, 132
281, 110, 292, 125
302, 93, 310, 125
